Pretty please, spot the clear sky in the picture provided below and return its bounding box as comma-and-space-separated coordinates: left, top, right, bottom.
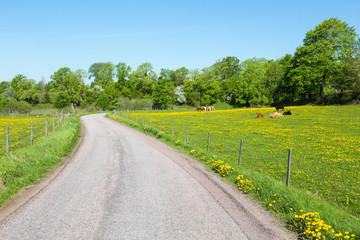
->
1, 0, 359, 84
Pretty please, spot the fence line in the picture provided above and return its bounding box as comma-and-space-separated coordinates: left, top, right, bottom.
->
120, 112, 294, 186
1, 115, 63, 158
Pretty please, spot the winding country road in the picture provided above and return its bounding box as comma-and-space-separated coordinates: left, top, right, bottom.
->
0, 114, 295, 239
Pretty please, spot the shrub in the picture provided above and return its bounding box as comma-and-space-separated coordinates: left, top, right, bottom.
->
95, 94, 110, 110
1, 100, 32, 114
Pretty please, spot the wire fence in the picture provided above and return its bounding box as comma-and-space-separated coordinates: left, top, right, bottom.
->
0, 113, 64, 158
114, 109, 360, 216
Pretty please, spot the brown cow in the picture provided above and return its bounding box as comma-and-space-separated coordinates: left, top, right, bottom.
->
197, 106, 206, 111
256, 113, 264, 118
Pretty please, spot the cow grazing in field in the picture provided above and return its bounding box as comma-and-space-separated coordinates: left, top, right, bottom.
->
269, 112, 283, 118
275, 104, 285, 111
197, 106, 206, 111
283, 110, 292, 115
206, 106, 215, 111
256, 113, 264, 118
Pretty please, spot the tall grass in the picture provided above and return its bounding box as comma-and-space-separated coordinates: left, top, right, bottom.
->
0, 115, 80, 206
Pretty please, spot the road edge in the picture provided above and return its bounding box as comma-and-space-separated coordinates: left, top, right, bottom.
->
0, 118, 85, 223
105, 116, 298, 240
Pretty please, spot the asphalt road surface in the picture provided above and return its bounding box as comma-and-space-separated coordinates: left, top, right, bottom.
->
0, 114, 295, 240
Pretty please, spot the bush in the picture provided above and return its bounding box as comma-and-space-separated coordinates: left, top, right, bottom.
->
118, 97, 153, 110
54, 94, 68, 108
0, 98, 9, 112
0, 100, 32, 114
95, 94, 110, 110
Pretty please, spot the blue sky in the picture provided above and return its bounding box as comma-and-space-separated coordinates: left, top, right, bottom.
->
1, 0, 359, 84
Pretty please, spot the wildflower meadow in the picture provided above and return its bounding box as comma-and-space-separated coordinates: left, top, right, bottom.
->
0, 116, 60, 158
122, 105, 360, 218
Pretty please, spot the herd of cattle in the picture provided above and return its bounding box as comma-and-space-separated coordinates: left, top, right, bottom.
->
257, 105, 292, 119
196, 104, 291, 119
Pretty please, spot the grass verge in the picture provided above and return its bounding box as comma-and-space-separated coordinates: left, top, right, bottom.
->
107, 113, 360, 240
0, 115, 80, 207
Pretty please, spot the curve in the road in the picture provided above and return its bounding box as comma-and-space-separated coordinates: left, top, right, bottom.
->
0, 113, 296, 240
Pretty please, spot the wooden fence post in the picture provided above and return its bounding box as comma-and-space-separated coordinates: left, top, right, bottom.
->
286, 149, 292, 187
6, 125, 9, 157
31, 121, 34, 145
238, 139, 243, 165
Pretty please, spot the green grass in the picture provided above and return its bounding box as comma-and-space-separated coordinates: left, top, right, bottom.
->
0, 115, 80, 206
107, 105, 360, 239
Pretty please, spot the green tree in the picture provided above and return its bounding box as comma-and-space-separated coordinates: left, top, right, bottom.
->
2, 85, 16, 100
10, 75, 40, 105
104, 81, 121, 109
183, 79, 200, 106
230, 58, 269, 106
89, 62, 114, 87
52, 68, 85, 107
152, 83, 171, 109
128, 63, 156, 98
264, 54, 292, 104
173, 67, 189, 86
0, 81, 10, 95
115, 62, 132, 94
331, 38, 360, 95
95, 94, 110, 110
50, 67, 72, 90
183, 67, 221, 105
289, 18, 358, 99
212, 56, 240, 82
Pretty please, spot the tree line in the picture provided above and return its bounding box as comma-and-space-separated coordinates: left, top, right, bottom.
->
1, 18, 359, 113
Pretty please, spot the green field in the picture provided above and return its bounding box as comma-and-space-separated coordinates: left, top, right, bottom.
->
122, 105, 360, 219
0, 115, 80, 206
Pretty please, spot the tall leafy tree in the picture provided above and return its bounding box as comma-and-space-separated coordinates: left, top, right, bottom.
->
53, 68, 85, 107
115, 62, 132, 89
211, 56, 241, 102
331, 38, 360, 95
152, 82, 172, 109
10, 74, 40, 105
50, 67, 72, 90
157, 69, 176, 103
88, 62, 114, 87
0, 81, 9, 95
174, 67, 189, 86
212, 56, 240, 82
264, 54, 292, 104
128, 62, 156, 97
183, 67, 221, 105
288, 18, 358, 99
231, 58, 269, 106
